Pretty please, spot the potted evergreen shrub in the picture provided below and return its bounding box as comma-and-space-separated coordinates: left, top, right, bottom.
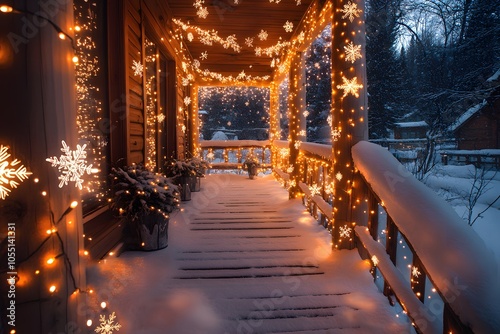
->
165, 159, 196, 201
109, 164, 180, 251
187, 157, 209, 192
244, 153, 260, 179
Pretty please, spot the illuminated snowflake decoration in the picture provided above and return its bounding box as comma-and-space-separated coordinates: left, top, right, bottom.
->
283, 21, 294, 33
309, 183, 321, 196
296, 0, 301, 4
294, 140, 302, 149
46, 141, 93, 190
237, 70, 247, 81
412, 266, 421, 278
187, 32, 194, 42
206, 152, 215, 160
324, 183, 334, 194
297, 31, 305, 43
182, 125, 187, 133
194, 0, 209, 19
258, 30, 268, 41
94, 312, 121, 334
245, 37, 254, 48
200, 51, 208, 60
182, 77, 190, 86
344, 41, 362, 63
332, 127, 341, 141
298, 130, 306, 137
337, 76, 363, 98
255, 47, 262, 56
303, 110, 310, 118
184, 97, 191, 106
193, 59, 201, 68
131, 60, 143, 77
157, 113, 165, 123
335, 172, 343, 181
0, 146, 32, 200
286, 165, 294, 173
371, 255, 379, 267
340, 1, 362, 22
339, 224, 352, 239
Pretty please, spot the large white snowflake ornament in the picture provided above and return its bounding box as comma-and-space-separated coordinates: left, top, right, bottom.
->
339, 224, 352, 239
340, 1, 362, 22
344, 41, 362, 63
131, 60, 143, 77
184, 96, 191, 106
337, 76, 363, 98
46, 141, 93, 190
245, 37, 254, 48
335, 172, 343, 181
157, 113, 166, 123
0, 146, 32, 200
412, 266, 421, 278
309, 183, 321, 196
94, 312, 121, 334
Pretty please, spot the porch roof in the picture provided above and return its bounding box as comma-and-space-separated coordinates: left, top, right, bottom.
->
166, 0, 317, 84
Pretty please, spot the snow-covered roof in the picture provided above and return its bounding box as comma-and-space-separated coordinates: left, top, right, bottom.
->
352, 141, 500, 333
394, 121, 428, 128
448, 100, 487, 132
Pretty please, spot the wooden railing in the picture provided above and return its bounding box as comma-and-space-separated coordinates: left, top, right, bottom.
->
199, 140, 272, 171
272, 140, 497, 334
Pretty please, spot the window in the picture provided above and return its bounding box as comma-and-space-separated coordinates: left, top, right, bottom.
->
74, 0, 110, 215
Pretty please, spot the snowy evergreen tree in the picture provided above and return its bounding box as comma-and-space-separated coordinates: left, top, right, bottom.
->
366, 0, 402, 138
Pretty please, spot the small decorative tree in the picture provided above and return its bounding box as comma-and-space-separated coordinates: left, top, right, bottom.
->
244, 153, 260, 179
109, 164, 180, 250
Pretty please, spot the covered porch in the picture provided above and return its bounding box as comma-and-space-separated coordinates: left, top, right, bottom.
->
1, 0, 498, 333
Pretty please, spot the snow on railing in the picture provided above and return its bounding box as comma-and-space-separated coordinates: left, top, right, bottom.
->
199, 140, 271, 170
352, 141, 500, 334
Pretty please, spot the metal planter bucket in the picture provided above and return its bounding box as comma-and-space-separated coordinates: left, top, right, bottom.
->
137, 214, 169, 251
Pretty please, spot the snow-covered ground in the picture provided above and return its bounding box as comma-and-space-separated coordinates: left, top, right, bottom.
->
86, 174, 411, 333
425, 164, 500, 267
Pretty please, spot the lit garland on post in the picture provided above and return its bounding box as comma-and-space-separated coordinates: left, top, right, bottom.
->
330, 0, 368, 249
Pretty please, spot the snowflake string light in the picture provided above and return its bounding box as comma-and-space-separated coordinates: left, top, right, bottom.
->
296, 0, 301, 4
187, 32, 194, 42
309, 183, 321, 196
193, 59, 201, 68
337, 76, 363, 98
258, 30, 268, 41
344, 41, 362, 63
327, 115, 333, 127
283, 21, 294, 33
297, 31, 305, 43
182, 77, 190, 86
339, 224, 352, 239
206, 152, 215, 160
157, 113, 166, 123
303, 110, 310, 118
184, 97, 191, 106
325, 183, 334, 194
245, 37, 254, 47
94, 312, 121, 334
335, 172, 343, 181
286, 165, 294, 173
298, 130, 306, 137
46, 141, 93, 190
340, 1, 362, 22
412, 266, 421, 278
182, 125, 187, 133
200, 51, 208, 60
131, 60, 143, 77
255, 47, 262, 56
371, 255, 379, 267
0, 146, 32, 200
332, 127, 341, 141
294, 140, 302, 149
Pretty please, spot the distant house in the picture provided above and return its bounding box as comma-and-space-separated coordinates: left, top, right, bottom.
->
393, 121, 428, 139
449, 82, 500, 150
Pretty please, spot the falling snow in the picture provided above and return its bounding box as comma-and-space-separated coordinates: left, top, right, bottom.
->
46, 141, 93, 190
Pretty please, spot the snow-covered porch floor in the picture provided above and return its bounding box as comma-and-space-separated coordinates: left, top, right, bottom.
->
87, 174, 411, 333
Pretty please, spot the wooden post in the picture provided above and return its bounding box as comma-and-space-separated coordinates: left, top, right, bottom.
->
331, 0, 368, 249
288, 51, 307, 199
